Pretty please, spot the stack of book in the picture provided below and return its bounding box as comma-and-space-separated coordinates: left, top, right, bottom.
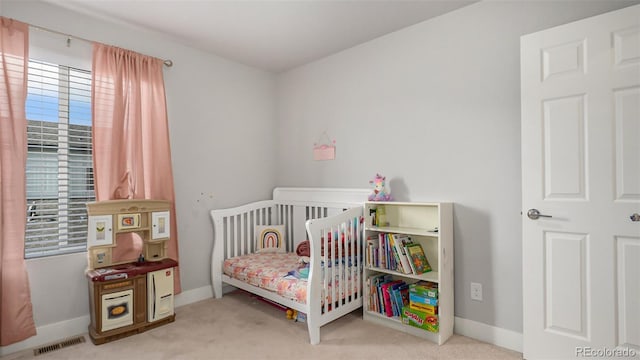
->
366, 274, 410, 318
365, 233, 432, 275
401, 281, 439, 333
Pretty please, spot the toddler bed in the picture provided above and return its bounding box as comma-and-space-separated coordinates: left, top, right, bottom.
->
210, 187, 369, 344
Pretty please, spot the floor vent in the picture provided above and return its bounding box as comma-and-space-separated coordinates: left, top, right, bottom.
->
33, 336, 85, 356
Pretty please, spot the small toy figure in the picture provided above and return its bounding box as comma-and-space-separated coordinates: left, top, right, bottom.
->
368, 173, 392, 201
286, 309, 298, 320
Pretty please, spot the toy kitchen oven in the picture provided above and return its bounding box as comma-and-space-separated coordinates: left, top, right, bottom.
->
85, 199, 178, 345
86, 258, 178, 344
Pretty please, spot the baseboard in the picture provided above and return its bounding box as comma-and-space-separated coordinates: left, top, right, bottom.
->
454, 316, 523, 353
0, 315, 90, 357
174, 285, 213, 308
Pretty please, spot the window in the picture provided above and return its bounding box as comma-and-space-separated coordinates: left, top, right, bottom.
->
25, 59, 94, 258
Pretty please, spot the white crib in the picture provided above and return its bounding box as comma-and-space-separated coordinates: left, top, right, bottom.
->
210, 187, 368, 344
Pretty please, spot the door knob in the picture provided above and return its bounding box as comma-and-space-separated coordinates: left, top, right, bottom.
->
527, 209, 552, 220
631, 213, 640, 222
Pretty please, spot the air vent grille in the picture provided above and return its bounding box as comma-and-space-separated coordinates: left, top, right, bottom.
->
33, 335, 85, 356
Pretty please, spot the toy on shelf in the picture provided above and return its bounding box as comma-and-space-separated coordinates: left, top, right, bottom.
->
368, 173, 392, 201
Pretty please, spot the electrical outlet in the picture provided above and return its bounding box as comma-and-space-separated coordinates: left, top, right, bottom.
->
470, 282, 483, 301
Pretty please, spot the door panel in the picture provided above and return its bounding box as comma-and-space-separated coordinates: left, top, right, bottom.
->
542, 41, 586, 80
617, 237, 640, 349
614, 87, 640, 200
543, 95, 587, 200
544, 232, 588, 339
522, 5, 640, 359
613, 27, 640, 67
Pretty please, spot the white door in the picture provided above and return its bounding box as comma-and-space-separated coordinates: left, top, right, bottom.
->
522, 5, 640, 359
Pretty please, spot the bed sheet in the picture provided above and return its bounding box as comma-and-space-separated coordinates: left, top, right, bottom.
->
223, 252, 360, 305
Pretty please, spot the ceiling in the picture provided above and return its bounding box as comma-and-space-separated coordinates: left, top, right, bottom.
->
42, 0, 477, 72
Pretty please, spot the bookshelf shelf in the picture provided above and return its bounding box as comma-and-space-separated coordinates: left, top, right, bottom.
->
365, 266, 440, 283
365, 310, 402, 323
367, 226, 439, 237
363, 201, 453, 345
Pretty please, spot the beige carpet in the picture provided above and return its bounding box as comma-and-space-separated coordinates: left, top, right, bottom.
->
4, 290, 522, 360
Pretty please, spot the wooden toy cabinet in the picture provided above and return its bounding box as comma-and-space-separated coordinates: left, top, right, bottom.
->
85, 199, 176, 345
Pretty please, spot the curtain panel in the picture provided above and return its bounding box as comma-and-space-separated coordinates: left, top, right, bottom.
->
91, 44, 180, 293
0, 17, 37, 346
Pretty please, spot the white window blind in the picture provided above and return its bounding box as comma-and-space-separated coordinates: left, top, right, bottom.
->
25, 59, 95, 258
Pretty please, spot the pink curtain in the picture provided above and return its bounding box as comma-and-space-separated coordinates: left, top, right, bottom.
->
92, 44, 180, 293
0, 17, 37, 345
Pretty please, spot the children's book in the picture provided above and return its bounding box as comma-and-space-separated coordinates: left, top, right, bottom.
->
386, 234, 401, 273
366, 238, 379, 267
368, 274, 390, 312
399, 283, 410, 308
390, 234, 413, 274
376, 206, 387, 227
375, 274, 393, 314
391, 282, 408, 316
405, 243, 432, 274
381, 280, 403, 317
378, 233, 386, 269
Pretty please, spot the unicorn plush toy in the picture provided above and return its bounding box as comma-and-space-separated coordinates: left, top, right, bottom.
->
368, 173, 392, 201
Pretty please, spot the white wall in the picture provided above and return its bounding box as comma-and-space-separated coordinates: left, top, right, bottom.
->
275, 0, 638, 333
1, 0, 277, 344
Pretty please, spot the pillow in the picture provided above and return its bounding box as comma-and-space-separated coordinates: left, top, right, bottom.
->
255, 225, 286, 253
296, 240, 310, 257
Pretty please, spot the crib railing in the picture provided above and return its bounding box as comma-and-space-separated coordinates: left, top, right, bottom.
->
305, 206, 363, 324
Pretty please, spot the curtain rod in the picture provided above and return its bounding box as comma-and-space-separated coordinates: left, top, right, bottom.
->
28, 23, 174, 67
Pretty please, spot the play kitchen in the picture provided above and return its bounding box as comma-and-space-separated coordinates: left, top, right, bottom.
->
85, 200, 178, 345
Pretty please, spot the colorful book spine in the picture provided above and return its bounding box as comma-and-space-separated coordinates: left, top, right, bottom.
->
391, 282, 408, 316
378, 233, 386, 269
382, 280, 402, 317
390, 234, 412, 274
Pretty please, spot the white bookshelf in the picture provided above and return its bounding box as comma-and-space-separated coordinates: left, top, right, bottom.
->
363, 201, 453, 345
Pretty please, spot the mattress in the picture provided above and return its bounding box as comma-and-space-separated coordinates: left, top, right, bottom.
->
223, 252, 360, 305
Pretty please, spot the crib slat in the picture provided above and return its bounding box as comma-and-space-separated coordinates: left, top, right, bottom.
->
346, 219, 350, 303
349, 218, 354, 300
354, 217, 360, 300
287, 205, 294, 251
350, 219, 355, 302
249, 210, 254, 253
224, 216, 230, 259
238, 213, 246, 254
323, 227, 329, 315
357, 216, 362, 299
329, 227, 340, 309
233, 214, 237, 257
339, 223, 344, 309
